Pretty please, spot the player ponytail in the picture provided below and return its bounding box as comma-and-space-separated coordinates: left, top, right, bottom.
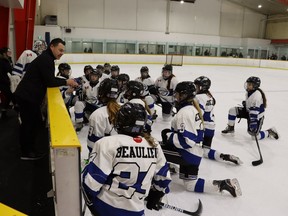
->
258, 88, 267, 108
191, 98, 205, 128
143, 132, 157, 148
107, 100, 121, 125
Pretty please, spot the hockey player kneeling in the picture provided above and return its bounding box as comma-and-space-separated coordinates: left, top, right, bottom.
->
82, 102, 171, 216
161, 81, 242, 197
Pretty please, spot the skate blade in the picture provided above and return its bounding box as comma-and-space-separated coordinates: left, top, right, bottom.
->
221, 132, 235, 137
231, 178, 242, 196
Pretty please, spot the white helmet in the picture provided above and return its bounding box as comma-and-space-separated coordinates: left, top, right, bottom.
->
33, 40, 47, 55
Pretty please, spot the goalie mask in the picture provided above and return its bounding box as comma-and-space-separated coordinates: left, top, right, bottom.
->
115, 102, 147, 137
33, 40, 47, 55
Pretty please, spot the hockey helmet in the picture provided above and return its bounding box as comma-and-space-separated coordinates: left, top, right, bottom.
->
124, 81, 144, 100
194, 76, 211, 92
58, 63, 71, 72
104, 62, 111, 68
111, 65, 120, 72
244, 76, 261, 91
115, 102, 147, 137
96, 64, 104, 71
117, 73, 130, 82
98, 78, 119, 102
162, 64, 173, 73
33, 40, 47, 55
58, 63, 71, 78
84, 65, 93, 73
90, 69, 101, 76
246, 76, 261, 89
175, 81, 196, 101
117, 73, 130, 91
140, 66, 149, 73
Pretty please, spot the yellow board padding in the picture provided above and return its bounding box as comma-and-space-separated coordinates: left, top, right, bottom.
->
47, 88, 81, 149
0, 203, 27, 216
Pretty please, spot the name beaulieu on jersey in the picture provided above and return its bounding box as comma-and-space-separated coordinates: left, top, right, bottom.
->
115, 146, 158, 158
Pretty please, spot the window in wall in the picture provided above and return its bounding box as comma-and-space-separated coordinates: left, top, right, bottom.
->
202, 47, 217, 57
209, 47, 217, 56
195, 46, 203, 56
220, 47, 241, 57
71, 41, 82, 53
255, 50, 259, 59
182, 46, 193, 56
126, 43, 136, 54
83, 42, 93, 53
106, 42, 135, 54
139, 44, 165, 54
260, 50, 268, 59
116, 43, 126, 54
64, 40, 72, 53
106, 43, 116, 54
277, 46, 288, 60
139, 44, 148, 54
248, 49, 255, 58
92, 42, 103, 53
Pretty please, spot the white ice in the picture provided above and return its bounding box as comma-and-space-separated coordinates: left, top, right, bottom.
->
68, 63, 288, 216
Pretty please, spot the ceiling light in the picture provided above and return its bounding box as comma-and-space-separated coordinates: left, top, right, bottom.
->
258, 5, 262, 8
180, 0, 184, 3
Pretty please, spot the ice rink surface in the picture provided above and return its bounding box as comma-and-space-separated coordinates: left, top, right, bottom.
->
68, 63, 288, 216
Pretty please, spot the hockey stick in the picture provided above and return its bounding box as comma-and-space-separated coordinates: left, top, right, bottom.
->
252, 134, 263, 166
159, 199, 203, 216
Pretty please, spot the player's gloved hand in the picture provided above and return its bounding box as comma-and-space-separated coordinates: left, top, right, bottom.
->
249, 121, 258, 135
146, 188, 164, 211
242, 100, 246, 108
161, 128, 171, 145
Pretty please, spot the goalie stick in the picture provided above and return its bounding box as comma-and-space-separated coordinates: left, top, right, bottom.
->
159, 199, 203, 216
252, 134, 263, 166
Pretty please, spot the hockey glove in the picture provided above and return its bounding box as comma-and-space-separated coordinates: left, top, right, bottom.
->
242, 101, 246, 109
161, 128, 171, 145
249, 120, 258, 135
146, 188, 164, 211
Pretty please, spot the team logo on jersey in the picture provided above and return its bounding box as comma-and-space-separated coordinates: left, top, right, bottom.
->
179, 123, 185, 133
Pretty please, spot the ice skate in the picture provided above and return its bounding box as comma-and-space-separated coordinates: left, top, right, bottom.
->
267, 127, 279, 140
220, 154, 243, 165
221, 125, 234, 134
213, 178, 242, 197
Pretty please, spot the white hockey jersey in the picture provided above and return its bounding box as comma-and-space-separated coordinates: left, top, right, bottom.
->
135, 77, 154, 96
12, 50, 37, 78
195, 93, 215, 131
168, 104, 204, 164
245, 90, 265, 121
87, 106, 117, 151
82, 134, 171, 216
83, 82, 100, 105
154, 76, 178, 103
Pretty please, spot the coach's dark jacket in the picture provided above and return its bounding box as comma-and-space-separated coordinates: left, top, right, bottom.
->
14, 48, 66, 105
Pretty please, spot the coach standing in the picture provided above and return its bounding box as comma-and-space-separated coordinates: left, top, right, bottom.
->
14, 38, 78, 160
